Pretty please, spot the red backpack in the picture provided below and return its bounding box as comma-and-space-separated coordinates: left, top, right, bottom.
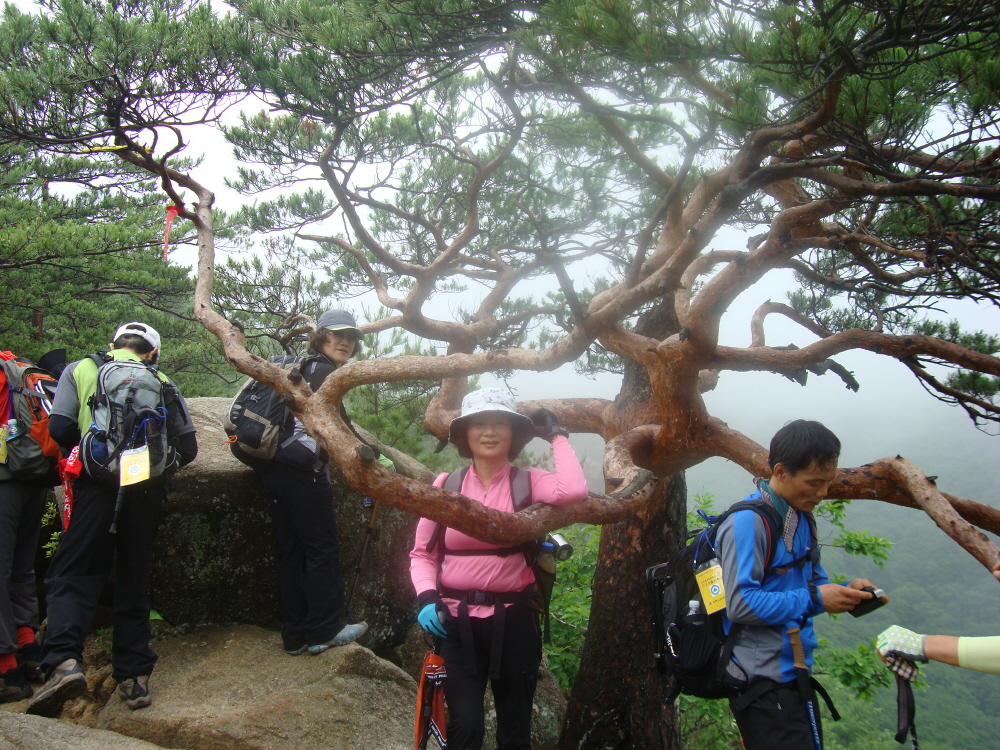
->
0, 350, 62, 485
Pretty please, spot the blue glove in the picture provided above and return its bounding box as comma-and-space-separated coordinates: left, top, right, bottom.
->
417, 603, 449, 638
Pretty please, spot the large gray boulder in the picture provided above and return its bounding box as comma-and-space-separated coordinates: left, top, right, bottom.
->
96, 624, 416, 750
0, 711, 168, 750
148, 398, 418, 652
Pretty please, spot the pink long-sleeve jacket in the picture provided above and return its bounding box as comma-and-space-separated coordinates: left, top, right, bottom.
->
409, 435, 589, 618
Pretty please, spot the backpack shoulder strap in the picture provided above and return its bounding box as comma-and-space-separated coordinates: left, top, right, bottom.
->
711, 499, 784, 570
300, 354, 321, 378
768, 512, 820, 574
86, 352, 109, 369
509, 466, 533, 511
428, 467, 470, 555
443, 466, 469, 494
805, 512, 820, 565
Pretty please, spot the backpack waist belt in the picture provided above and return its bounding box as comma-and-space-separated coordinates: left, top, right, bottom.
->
440, 585, 535, 681
731, 675, 840, 720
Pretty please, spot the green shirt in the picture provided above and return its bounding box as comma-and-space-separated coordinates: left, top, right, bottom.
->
70, 350, 169, 430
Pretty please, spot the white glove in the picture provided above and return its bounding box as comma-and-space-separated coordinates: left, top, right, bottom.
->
877, 625, 928, 663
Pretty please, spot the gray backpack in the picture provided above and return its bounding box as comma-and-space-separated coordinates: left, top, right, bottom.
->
80, 354, 176, 487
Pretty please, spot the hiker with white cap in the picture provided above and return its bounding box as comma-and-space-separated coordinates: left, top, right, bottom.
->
409, 387, 589, 750
259, 308, 369, 657
27, 322, 197, 716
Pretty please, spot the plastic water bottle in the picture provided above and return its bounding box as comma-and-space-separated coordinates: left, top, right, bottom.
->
7, 419, 19, 439
537, 542, 557, 575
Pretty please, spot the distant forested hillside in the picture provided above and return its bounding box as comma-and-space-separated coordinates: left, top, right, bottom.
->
819, 504, 999, 750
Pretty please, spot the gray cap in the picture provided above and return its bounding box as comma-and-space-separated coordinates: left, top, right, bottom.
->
316, 309, 362, 340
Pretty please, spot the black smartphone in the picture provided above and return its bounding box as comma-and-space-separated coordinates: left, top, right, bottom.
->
848, 586, 886, 618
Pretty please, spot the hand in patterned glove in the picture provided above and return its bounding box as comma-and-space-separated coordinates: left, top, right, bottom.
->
877, 625, 928, 663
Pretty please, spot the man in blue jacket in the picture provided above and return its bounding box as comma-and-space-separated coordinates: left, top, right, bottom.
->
716, 420, 886, 750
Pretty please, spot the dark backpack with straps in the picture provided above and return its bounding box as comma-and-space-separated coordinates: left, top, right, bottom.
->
429, 466, 557, 642
224, 355, 322, 471
646, 498, 819, 702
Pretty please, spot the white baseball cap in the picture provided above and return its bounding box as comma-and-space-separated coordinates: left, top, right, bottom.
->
112, 322, 161, 351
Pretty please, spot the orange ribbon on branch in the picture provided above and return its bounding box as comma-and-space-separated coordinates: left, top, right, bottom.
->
163, 205, 182, 261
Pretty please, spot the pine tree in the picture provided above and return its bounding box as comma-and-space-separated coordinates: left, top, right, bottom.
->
4, 2, 1000, 747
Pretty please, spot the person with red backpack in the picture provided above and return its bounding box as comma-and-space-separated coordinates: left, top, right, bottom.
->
0, 349, 64, 703
26, 323, 197, 717
409, 387, 588, 750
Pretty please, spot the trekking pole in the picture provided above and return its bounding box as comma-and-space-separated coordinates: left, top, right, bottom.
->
788, 627, 823, 750
346, 496, 379, 617
109, 485, 127, 534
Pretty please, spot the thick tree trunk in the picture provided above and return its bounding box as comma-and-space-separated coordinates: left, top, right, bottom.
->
559, 474, 686, 750
559, 297, 685, 750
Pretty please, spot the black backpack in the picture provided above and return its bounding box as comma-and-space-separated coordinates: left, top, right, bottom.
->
646, 499, 818, 703
429, 466, 557, 642
223, 355, 320, 470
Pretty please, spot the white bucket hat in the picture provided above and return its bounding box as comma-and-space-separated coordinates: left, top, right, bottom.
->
448, 387, 535, 460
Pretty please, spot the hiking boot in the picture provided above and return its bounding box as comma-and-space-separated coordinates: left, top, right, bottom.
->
308, 622, 368, 654
17, 641, 44, 682
118, 675, 152, 710
25, 658, 86, 716
0, 667, 32, 703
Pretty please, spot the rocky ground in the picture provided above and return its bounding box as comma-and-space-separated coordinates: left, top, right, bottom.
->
3, 624, 416, 750
2, 623, 566, 750
3, 397, 567, 748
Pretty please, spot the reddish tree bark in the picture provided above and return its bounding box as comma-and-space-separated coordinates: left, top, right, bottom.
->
561, 475, 686, 750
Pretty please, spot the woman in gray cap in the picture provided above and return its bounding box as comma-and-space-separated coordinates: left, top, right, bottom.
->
260, 309, 368, 655
409, 387, 589, 750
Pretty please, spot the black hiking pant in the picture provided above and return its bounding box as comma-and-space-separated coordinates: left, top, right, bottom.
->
40, 477, 164, 681
731, 681, 824, 750
437, 602, 541, 750
261, 462, 346, 651
0, 480, 47, 655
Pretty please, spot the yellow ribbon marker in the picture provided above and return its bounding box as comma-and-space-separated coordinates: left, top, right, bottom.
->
82, 144, 153, 155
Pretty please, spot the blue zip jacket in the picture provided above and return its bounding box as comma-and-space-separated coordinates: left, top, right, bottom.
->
716, 489, 830, 684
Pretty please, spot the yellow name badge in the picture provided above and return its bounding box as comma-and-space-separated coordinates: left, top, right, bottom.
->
119, 446, 151, 486
695, 562, 727, 614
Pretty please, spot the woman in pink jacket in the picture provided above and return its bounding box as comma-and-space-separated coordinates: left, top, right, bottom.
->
410, 387, 589, 750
